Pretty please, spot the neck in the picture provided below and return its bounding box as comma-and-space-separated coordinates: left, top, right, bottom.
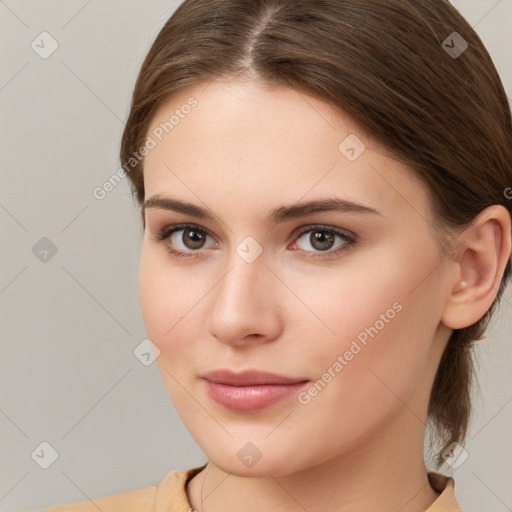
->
187, 408, 440, 512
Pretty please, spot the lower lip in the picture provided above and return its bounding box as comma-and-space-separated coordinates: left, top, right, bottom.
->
203, 380, 309, 413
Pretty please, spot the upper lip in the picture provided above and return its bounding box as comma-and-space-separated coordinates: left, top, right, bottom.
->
201, 369, 309, 386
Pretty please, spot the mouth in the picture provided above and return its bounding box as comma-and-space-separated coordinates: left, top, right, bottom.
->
200, 369, 310, 413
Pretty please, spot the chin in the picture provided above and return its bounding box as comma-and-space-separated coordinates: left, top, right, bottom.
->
198, 435, 315, 479
212, 454, 294, 478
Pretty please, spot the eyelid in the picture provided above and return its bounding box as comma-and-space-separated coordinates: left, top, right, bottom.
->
293, 223, 355, 241
150, 223, 217, 250
290, 224, 356, 258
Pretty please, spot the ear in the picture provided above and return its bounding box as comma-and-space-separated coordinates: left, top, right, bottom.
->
442, 205, 511, 330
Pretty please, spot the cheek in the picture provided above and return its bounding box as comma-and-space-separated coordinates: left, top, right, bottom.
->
139, 249, 167, 343
295, 244, 441, 395
138, 245, 218, 389
138, 247, 196, 350
139, 248, 203, 406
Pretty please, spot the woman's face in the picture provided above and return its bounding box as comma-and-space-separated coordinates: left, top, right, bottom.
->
139, 79, 454, 476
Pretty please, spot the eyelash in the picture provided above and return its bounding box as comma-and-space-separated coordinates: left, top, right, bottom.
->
150, 223, 356, 260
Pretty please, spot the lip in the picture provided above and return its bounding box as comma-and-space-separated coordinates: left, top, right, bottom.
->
201, 369, 310, 413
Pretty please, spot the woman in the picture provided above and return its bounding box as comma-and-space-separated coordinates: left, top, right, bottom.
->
43, 0, 512, 510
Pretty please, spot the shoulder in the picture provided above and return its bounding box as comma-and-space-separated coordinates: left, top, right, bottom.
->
41, 486, 157, 512
427, 470, 464, 512
40, 465, 206, 512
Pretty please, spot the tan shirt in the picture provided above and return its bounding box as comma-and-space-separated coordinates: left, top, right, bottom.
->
42, 465, 463, 511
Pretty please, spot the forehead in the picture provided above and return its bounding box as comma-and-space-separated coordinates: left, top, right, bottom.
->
142, 80, 432, 224
146, 79, 367, 157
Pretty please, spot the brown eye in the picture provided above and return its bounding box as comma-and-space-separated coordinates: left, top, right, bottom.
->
152, 223, 216, 257
181, 228, 208, 249
309, 231, 336, 251
293, 225, 355, 259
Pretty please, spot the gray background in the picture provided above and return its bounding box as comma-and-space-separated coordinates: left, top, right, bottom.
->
0, 1, 511, 510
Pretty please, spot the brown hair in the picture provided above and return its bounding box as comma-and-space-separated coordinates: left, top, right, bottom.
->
120, 0, 512, 466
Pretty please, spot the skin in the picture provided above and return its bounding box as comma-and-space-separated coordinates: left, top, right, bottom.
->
138, 79, 511, 512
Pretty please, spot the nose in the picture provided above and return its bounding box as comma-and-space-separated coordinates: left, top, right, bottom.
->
206, 251, 282, 348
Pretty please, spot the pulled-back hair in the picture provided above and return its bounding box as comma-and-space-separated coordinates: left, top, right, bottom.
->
120, 0, 512, 466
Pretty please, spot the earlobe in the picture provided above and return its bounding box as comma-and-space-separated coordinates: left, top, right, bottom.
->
441, 205, 512, 330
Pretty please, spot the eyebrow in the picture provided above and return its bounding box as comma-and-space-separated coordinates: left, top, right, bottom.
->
142, 195, 382, 225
